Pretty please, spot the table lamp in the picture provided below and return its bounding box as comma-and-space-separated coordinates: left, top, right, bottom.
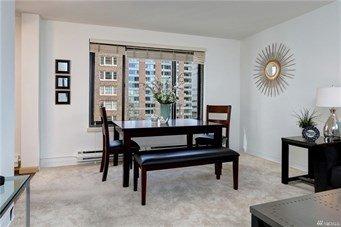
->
316, 86, 341, 138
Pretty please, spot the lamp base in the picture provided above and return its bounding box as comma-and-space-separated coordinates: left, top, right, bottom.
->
323, 108, 340, 138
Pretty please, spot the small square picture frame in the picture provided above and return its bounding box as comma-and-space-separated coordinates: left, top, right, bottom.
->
55, 75, 70, 89
55, 59, 71, 74
55, 91, 71, 105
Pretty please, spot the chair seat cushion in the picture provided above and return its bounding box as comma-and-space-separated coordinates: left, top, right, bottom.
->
331, 166, 341, 188
195, 134, 228, 145
195, 134, 215, 145
134, 148, 239, 166
110, 139, 140, 150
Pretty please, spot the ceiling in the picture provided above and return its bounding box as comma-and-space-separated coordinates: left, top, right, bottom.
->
15, 0, 333, 40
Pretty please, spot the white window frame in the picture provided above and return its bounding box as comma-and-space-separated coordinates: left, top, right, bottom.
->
99, 71, 117, 81
100, 86, 117, 96
102, 101, 117, 111
100, 56, 117, 66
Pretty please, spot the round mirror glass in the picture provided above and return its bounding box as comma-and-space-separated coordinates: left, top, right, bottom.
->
265, 61, 280, 79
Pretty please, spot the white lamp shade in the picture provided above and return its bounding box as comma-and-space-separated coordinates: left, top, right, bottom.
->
316, 87, 341, 107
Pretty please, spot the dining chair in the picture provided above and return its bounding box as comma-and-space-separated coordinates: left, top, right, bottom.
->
99, 106, 140, 182
195, 105, 231, 148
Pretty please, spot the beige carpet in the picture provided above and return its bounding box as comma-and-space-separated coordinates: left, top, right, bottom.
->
11, 152, 312, 227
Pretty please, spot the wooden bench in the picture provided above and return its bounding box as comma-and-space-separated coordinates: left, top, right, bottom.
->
133, 147, 240, 205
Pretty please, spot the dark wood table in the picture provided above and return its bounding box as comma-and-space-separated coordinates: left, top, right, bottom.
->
250, 189, 341, 227
113, 119, 223, 187
281, 136, 341, 192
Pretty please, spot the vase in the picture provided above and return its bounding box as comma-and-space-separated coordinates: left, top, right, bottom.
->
160, 104, 171, 124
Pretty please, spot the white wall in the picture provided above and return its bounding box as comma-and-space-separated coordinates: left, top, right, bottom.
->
37, 20, 240, 167
21, 13, 41, 168
240, 2, 341, 170
20, 2, 338, 169
0, 0, 15, 176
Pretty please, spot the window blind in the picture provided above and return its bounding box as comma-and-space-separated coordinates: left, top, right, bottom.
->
126, 47, 205, 64
90, 43, 205, 64
90, 43, 125, 55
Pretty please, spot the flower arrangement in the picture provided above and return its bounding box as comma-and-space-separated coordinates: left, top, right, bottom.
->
293, 108, 319, 128
144, 76, 184, 104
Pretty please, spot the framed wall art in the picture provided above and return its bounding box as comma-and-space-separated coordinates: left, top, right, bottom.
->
55, 91, 71, 105
55, 75, 70, 89
55, 59, 71, 74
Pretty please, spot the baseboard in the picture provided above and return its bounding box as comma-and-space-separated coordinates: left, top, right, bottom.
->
244, 150, 307, 172
19, 166, 39, 174
40, 156, 78, 168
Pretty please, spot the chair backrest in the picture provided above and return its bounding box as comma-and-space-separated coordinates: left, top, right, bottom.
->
206, 105, 232, 137
100, 106, 110, 150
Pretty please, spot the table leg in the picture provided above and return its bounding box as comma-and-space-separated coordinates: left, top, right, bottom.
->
307, 147, 315, 179
313, 148, 327, 193
187, 133, 193, 148
113, 126, 119, 166
251, 214, 267, 227
281, 141, 289, 184
213, 128, 222, 148
113, 126, 119, 140
123, 133, 132, 187
25, 180, 30, 227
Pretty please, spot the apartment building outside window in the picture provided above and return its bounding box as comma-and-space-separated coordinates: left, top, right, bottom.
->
89, 43, 204, 126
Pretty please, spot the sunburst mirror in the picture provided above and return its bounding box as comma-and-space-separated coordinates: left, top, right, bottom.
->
253, 43, 295, 97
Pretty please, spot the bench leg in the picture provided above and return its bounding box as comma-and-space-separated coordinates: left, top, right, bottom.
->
233, 158, 239, 190
141, 168, 147, 205
134, 161, 139, 191
215, 162, 222, 180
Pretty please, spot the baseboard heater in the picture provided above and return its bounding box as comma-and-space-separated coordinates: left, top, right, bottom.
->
77, 144, 187, 163
77, 150, 104, 163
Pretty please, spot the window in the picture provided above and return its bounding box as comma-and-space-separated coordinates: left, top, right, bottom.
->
100, 56, 117, 66
129, 70, 139, 75
146, 71, 155, 76
102, 101, 117, 111
100, 86, 117, 96
99, 71, 117, 81
176, 61, 199, 119
129, 83, 139, 89
89, 43, 204, 126
145, 109, 154, 115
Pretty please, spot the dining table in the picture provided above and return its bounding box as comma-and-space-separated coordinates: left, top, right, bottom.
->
112, 119, 224, 187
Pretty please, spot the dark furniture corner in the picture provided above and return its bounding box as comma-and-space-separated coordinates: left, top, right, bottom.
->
281, 136, 341, 192
195, 105, 231, 148
250, 189, 341, 227
0, 175, 31, 227
133, 147, 239, 205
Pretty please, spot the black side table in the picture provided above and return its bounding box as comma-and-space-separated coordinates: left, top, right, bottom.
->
281, 136, 341, 192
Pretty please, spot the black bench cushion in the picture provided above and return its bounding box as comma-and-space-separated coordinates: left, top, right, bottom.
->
134, 148, 239, 166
